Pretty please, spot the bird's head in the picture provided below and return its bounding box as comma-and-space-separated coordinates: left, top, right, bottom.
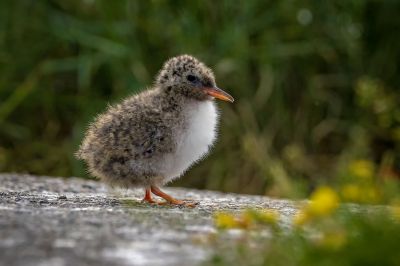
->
156, 55, 234, 102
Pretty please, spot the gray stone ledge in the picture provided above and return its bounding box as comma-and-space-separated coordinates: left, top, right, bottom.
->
0, 174, 298, 266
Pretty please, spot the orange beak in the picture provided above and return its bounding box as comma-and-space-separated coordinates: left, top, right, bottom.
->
203, 86, 234, 103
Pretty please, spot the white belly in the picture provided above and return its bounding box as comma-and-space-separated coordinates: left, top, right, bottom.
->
163, 100, 218, 183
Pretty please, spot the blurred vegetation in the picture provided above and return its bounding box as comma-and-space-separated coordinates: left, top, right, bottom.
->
0, 0, 399, 197
208, 187, 400, 266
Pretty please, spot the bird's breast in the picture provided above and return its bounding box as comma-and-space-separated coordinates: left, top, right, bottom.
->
163, 100, 219, 182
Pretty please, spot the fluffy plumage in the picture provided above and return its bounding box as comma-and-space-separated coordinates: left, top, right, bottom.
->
76, 54, 233, 206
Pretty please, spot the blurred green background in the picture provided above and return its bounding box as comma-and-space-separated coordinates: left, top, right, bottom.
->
1, 0, 399, 198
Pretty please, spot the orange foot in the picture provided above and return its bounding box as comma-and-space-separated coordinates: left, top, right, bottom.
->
141, 188, 160, 204
150, 186, 199, 208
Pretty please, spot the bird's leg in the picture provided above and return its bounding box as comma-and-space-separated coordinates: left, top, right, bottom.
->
142, 187, 158, 204
150, 186, 198, 207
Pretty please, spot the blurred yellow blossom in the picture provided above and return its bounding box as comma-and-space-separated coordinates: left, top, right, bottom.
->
214, 209, 281, 230
348, 159, 375, 180
308, 186, 340, 216
239, 210, 255, 229
214, 212, 239, 229
252, 209, 280, 225
293, 187, 340, 226
293, 210, 311, 226
341, 183, 380, 204
341, 184, 362, 202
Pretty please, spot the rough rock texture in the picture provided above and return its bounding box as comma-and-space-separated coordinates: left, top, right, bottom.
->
0, 174, 298, 266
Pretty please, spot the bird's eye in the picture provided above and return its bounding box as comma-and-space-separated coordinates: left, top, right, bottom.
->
187, 75, 197, 82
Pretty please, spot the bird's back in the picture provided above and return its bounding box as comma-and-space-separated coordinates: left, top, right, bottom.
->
76, 89, 180, 186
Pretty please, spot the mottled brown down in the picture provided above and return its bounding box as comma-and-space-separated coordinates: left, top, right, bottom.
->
76, 55, 220, 189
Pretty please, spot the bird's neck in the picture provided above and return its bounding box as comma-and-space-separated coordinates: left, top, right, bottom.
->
156, 86, 201, 111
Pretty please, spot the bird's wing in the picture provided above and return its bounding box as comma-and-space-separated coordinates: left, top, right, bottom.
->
131, 113, 175, 158
103, 107, 176, 160
82, 97, 177, 163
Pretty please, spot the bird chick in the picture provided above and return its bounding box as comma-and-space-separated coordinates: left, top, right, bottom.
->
76, 55, 234, 207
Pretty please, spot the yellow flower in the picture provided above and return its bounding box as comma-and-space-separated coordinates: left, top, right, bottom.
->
214, 209, 280, 230
255, 209, 280, 225
293, 209, 311, 227
341, 184, 362, 202
214, 212, 239, 229
239, 210, 255, 229
348, 159, 375, 180
308, 186, 340, 216
342, 183, 380, 204
239, 209, 280, 228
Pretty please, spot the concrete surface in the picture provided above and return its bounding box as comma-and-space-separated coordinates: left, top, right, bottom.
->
0, 174, 298, 266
